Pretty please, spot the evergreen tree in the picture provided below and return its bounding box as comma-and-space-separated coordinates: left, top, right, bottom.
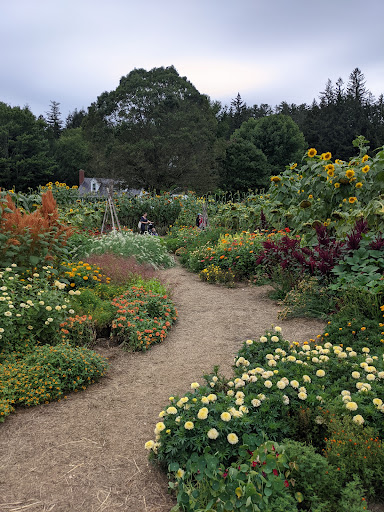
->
45, 100, 63, 140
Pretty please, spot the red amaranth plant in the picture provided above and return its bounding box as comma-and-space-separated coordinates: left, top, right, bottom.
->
256, 224, 344, 282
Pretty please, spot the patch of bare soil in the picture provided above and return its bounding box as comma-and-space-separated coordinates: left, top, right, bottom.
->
0, 262, 326, 512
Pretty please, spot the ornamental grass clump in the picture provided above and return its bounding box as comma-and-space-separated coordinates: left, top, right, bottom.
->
78, 231, 175, 270
85, 253, 157, 284
111, 286, 177, 351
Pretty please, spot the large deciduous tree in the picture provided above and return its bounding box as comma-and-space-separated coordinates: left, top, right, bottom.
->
83, 66, 220, 193
0, 102, 56, 191
220, 114, 307, 192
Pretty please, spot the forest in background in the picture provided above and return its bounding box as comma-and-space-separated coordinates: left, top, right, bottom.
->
1, 66, 383, 194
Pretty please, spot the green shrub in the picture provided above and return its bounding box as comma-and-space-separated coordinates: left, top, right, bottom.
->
0, 265, 72, 354
0, 343, 108, 414
324, 414, 384, 498
168, 439, 294, 512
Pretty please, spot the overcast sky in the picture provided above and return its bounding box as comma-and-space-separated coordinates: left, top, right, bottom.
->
1, 0, 383, 121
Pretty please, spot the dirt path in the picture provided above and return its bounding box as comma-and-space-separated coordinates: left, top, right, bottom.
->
0, 263, 325, 512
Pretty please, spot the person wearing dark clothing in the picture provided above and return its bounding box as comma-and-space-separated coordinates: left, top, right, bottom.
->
140, 212, 152, 234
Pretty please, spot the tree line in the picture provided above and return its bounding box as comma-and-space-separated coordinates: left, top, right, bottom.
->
1, 66, 383, 193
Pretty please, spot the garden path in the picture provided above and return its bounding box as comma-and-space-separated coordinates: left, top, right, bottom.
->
0, 262, 325, 512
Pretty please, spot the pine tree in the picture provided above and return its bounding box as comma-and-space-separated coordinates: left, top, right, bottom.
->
45, 100, 63, 139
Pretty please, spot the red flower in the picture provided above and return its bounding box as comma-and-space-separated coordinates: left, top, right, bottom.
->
284, 480, 289, 487
273, 469, 279, 476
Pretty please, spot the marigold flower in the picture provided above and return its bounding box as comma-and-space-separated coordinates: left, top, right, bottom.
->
166, 406, 177, 415
353, 415, 364, 425
227, 433, 239, 445
197, 407, 209, 420
184, 421, 194, 430
221, 412, 231, 422
155, 422, 165, 432
316, 370, 325, 377
207, 428, 219, 440
145, 440, 155, 450
346, 401, 358, 411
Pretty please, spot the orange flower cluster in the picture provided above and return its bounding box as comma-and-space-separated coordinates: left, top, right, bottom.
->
110, 287, 177, 351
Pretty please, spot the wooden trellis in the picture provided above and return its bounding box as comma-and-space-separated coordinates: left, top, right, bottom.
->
101, 184, 121, 234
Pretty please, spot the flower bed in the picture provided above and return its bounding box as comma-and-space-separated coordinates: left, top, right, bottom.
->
146, 324, 384, 510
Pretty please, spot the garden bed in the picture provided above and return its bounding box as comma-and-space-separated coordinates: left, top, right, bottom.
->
0, 263, 325, 512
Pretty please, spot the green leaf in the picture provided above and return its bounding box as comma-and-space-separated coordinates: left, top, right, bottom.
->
169, 462, 179, 472
29, 255, 40, 266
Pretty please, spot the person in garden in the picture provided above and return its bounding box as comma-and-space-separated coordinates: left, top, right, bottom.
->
139, 212, 152, 234
196, 213, 203, 229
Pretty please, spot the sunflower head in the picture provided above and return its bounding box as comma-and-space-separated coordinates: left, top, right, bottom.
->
307, 148, 317, 158
271, 176, 281, 183
345, 169, 355, 179
362, 165, 370, 173
349, 197, 357, 204
321, 152, 332, 161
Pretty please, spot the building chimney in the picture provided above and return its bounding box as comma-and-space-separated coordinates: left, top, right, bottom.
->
79, 169, 85, 186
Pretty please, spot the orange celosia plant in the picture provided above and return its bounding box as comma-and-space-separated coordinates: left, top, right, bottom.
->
0, 189, 73, 269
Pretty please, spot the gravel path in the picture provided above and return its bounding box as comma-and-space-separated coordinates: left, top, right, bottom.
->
0, 263, 325, 512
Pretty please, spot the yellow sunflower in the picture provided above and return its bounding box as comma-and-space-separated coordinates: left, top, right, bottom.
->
334, 182, 340, 188
345, 169, 355, 179
307, 148, 317, 158
355, 182, 363, 189
271, 176, 281, 183
290, 163, 297, 170
362, 165, 370, 173
349, 197, 357, 204
321, 152, 332, 160
362, 155, 369, 163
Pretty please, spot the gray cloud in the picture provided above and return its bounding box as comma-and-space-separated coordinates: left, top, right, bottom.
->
1, 0, 383, 118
